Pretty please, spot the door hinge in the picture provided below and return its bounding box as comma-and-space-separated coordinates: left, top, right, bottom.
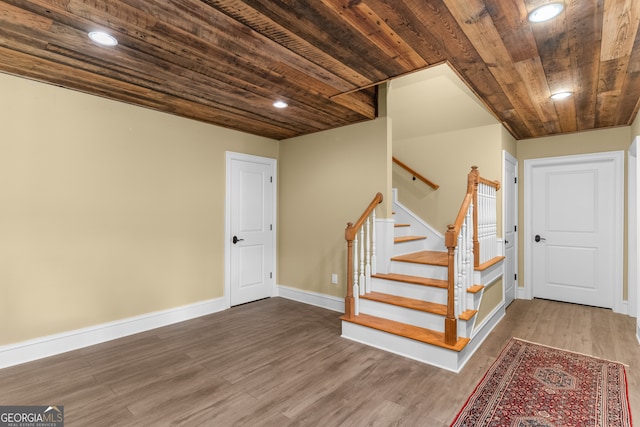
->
270, 272, 273, 279
270, 176, 273, 183
270, 224, 273, 231
514, 274, 517, 280
514, 225, 517, 232
514, 177, 517, 184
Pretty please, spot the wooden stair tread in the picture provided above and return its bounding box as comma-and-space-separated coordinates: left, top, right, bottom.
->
476, 256, 505, 271
340, 313, 469, 351
467, 284, 484, 294
391, 250, 447, 266
372, 273, 447, 289
458, 309, 478, 321
361, 292, 447, 316
394, 235, 426, 243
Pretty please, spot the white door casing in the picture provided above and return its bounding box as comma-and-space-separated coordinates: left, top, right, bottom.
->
524, 151, 623, 311
503, 151, 518, 307
629, 139, 638, 319
629, 138, 640, 343
225, 152, 276, 307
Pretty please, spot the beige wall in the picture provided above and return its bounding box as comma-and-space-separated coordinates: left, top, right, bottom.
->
633, 114, 640, 138
502, 126, 517, 157
0, 73, 278, 345
278, 118, 391, 298
393, 124, 506, 235
516, 127, 632, 298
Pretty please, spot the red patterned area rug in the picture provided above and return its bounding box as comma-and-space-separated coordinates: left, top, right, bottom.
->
451, 338, 632, 427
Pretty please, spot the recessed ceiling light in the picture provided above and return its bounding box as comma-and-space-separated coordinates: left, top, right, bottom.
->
88, 31, 118, 47
550, 91, 572, 100
528, 2, 564, 23
273, 101, 288, 109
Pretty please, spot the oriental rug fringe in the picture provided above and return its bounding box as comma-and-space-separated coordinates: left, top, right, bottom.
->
451, 338, 632, 427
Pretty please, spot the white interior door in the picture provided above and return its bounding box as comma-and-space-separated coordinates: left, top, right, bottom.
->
226, 152, 276, 306
503, 151, 518, 307
526, 152, 623, 309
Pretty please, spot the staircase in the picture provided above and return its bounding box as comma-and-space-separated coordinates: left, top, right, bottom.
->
341, 171, 505, 373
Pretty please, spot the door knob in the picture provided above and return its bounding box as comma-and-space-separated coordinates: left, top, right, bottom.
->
534, 234, 546, 242
232, 235, 244, 244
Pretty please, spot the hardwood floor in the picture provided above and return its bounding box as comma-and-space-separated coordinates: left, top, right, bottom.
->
0, 297, 638, 426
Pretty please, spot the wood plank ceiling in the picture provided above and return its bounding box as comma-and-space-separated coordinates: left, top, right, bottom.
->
1, 0, 639, 140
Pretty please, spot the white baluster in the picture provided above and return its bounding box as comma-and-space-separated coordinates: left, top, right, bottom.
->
354, 234, 360, 314
467, 209, 472, 308
464, 209, 472, 313
371, 209, 377, 276
365, 216, 371, 293
455, 233, 462, 316
359, 226, 365, 296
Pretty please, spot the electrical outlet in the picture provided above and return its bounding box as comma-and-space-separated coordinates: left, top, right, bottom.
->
331, 273, 338, 284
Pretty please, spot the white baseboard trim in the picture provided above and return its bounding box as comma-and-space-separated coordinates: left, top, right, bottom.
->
277, 285, 344, 313
0, 297, 227, 370
516, 287, 530, 300
614, 300, 628, 315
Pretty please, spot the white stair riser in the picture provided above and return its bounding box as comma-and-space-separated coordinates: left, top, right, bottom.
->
393, 225, 412, 237
458, 318, 475, 338
341, 321, 464, 372
467, 292, 482, 311
474, 261, 503, 285
359, 299, 444, 331
390, 261, 448, 280
392, 239, 429, 255
371, 279, 447, 305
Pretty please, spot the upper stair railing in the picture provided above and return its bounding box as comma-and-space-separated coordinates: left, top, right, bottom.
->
344, 192, 383, 319
392, 157, 439, 190
444, 166, 500, 345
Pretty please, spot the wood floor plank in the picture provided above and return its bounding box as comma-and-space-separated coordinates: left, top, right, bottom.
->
0, 297, 637, 426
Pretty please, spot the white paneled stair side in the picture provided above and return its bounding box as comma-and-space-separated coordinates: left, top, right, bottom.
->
342, 172, 505, 373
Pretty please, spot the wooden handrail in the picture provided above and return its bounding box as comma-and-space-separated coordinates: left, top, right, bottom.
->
479, 176, 501, 190
345, 192, 383, 241
392, 157, 439, 190
344, 192, 383, 319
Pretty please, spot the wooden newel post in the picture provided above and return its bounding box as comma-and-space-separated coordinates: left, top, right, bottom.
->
344, 222, 355, 319
444, 224, 457, 346
469, 166, 480, 268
